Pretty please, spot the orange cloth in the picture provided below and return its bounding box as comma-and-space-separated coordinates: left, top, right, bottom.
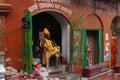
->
41, 28, 60, 66
42, 38, 60, 65
43, 28, 50, 35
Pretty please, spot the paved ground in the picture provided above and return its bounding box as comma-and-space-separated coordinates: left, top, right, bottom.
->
46, 66, 120, 80
48, 72, 81, 80
47, 65, 81, 80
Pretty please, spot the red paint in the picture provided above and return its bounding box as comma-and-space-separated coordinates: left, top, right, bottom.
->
2, 0, 118, 70
72, 65, 82, 74
89, 70, 115, 80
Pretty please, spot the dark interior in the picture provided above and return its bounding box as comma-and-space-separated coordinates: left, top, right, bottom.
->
32, 12, 61, 66
32, 12, 61, 46
87, 30, 99, 65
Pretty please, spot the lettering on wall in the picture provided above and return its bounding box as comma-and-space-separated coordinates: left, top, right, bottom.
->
34, 0, 60, 3
28, 3, 72, 16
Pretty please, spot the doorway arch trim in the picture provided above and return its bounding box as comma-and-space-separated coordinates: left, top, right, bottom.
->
28, 2, 72, 19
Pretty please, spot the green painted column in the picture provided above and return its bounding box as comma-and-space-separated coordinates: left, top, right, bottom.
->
99, 29, 102, 63
22, 10, 33, 74
81, 15, 87, 67
22, 30, 25, 71
26, 30, 29, 72
29, 12, 33, 74
82, 29, 87, 67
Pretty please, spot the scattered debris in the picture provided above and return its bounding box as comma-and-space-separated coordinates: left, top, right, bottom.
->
0, 64, 6, 80
3, 64, 81, 80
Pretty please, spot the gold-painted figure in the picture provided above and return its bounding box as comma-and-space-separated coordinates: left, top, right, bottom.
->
40, 28, 60, 68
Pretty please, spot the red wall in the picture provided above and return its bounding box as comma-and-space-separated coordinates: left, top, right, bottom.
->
4, 0, 119, 69
4, 1, 34, 69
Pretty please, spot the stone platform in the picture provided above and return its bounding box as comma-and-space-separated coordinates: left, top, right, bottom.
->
83, 63, 109, 78
82, 70, 115, 80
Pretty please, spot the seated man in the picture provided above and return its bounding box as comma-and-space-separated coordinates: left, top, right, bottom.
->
40, 28, 60, 68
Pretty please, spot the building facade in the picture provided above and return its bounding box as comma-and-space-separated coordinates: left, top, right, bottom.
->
0, 0, 120, 73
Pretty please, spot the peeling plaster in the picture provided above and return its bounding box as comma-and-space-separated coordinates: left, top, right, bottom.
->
5, 57, 11, 62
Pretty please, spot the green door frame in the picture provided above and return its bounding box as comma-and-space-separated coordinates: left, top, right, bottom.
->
22, 10, 33, 74
98, 29, 102, 63
70, 15, 84, 65
82, 28, 87, 67
69, 14, 103, 67
82, 29, 103, 67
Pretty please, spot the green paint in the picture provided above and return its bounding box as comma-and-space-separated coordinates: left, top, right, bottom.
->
81, 15, 87, 67
26, 31, 29, 58
70, 15, 87, 67
82, 29, 87, 67
22, 10, 33, 74
22, 30, 25, 71
70, 14, 103, 67
29, 12, 33, 74
99, 29, 102, 63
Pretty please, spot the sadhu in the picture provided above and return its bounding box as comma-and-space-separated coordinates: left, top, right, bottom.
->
39, 28, 60, 68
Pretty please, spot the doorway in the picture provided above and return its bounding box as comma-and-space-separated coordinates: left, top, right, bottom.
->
86, 30, 99, 65
32, 11, 71, 67
111, 16, 120, 66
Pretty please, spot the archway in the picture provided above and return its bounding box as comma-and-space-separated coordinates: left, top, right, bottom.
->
111, 16, 120, 67
84, 14, 103, 66
32, 11, 71, 67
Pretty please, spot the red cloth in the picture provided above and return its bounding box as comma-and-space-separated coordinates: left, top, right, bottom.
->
87, 52, 93, 66
36, 64, 41, 70
111, 37, 117, 65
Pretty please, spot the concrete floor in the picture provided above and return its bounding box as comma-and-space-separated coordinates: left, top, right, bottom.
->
47, 66, 119, 80
47, 65, 81, 80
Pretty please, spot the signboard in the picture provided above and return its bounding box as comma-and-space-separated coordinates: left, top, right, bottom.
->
28, 3, 72, 16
